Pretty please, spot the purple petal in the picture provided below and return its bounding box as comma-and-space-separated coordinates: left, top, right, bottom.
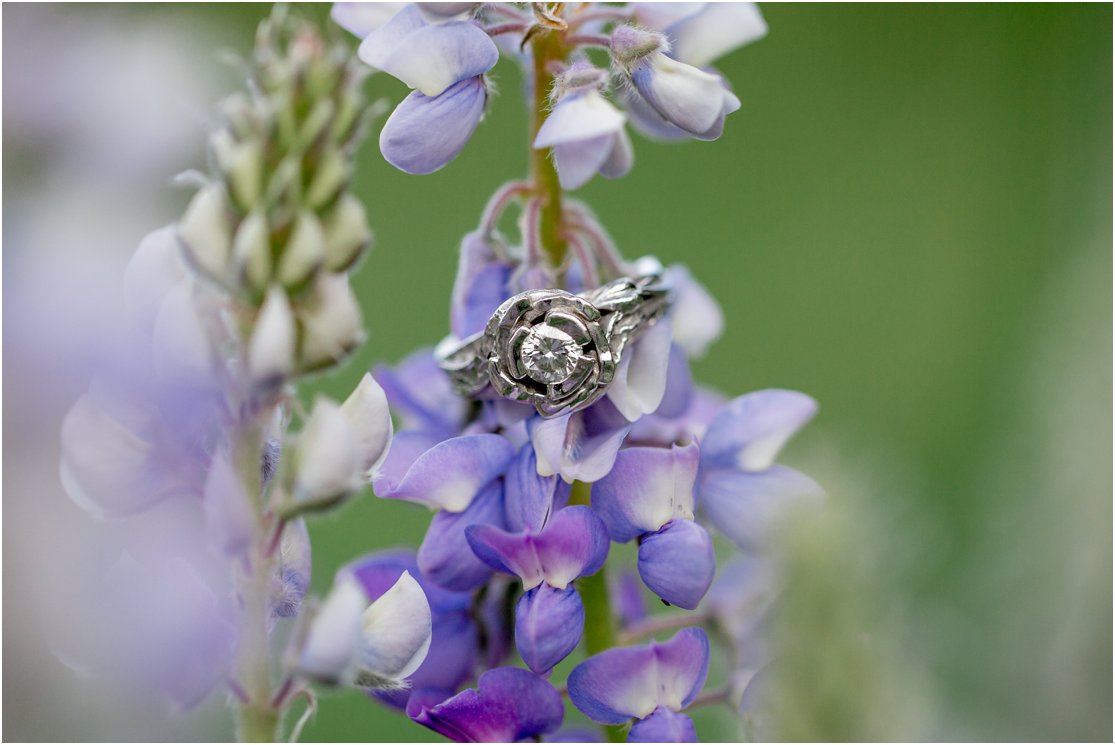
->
515, 584, 585, 674
504, 444, 570, 533
637, 519, 715, 610
408, 667, 564, 742
467, 505, 610, 589
373, 348, 466, 437
358, 5, 497, 96
374, 432, 514, 512
698, 465, 824, 552
592, 443, 699, 543
529, 398, 632, 483
380, 76, 487, 175
451, 230, 512, 339
418, 479, 506, 591
628, 707, 697, 743
568, 628, 710, 724
700, 389, 818, 472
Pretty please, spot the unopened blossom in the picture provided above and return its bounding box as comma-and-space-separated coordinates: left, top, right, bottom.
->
297, 570, 432, 689
569, 628, 710, 742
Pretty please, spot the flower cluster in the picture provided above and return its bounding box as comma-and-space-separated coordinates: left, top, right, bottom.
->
333, 2, 767, 182
57, 12, 431, 736
317, 3, 821, 742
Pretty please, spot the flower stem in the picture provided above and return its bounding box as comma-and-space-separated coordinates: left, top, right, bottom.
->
529, 29, 568, 269
570, 481, 626, 744
232, 421, 281, 742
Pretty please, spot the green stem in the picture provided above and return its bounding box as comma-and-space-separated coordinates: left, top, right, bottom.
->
529, 30, 568, 268
570, 482, 626, 743
232, 421, 281, 743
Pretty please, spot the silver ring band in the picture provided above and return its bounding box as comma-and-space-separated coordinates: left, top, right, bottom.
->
436, 271, 672, 418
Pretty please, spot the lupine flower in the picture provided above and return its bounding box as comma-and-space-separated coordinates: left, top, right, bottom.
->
346, 4, 498, 174
697, 389, 824, 551
569, 628, 710, 742
297, 569, 432, 689
467, 484, 609, 672
408, 667, 565, 742
534, 62, 634, 191
593, 443, 716, 609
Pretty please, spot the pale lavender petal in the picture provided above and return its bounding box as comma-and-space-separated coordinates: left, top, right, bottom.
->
598, 128, 634, 180
467, 505, 609, 589
628, 707, 697, 743
529, 398, 632, 483
515, 584, 585, 674
380, 76, 487, 175
374, 432, 514, 512
358, 5, 496, 96
504, 444, 570, 533
418, 479, 505, 591
331, 2, 407, 37
408, 667, 564, 742
567, 628, 710, 724
666, 2, 768, 69
535, 90, 625, 148
607, 318, 673, 421
666, 265, 723, 358
373, 348, 466, 436
637, 519, 715, 610
592, 443, 699, 543
700, 389, 818, 472
698, 465, 824, 552
554, 135, 615, 191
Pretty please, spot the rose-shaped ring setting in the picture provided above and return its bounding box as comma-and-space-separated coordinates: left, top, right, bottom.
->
436, 271, 672, 418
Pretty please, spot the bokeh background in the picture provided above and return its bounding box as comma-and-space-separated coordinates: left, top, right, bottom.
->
3, 2, 1111, 741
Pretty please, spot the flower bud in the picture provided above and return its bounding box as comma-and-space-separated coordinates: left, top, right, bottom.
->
277, 211, 326, 289
296, 273, 364, 371
288, 396, 361, 512
212, 130, 263, 210
178, 184, 233, 284
340, 373, 393, 481
609, 25, 667, 67
232, 210, 272, 294
323, 193, 372, 272
248, 286, 296, 389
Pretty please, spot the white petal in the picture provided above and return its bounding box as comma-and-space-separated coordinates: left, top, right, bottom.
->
341, 373, 394, 480
248, 287, 295, 386
297, 577, 367, 683
294, 397, 360, 505
122, 225, 186, 331
534, 90, 626, 148
607, 320, 672, 421
668, 3, 768, 69
358, 571, 432, 681
331, 2, 407, 37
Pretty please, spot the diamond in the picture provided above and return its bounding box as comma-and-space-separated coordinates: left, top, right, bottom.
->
520, 324, 580, 384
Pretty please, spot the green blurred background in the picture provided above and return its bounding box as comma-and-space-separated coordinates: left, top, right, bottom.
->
3, 2, 1111, 741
